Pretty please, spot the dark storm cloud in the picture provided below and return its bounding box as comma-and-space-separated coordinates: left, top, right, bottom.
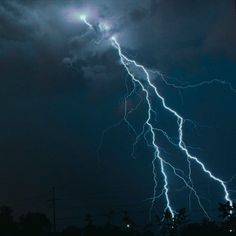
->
1, 0, 235, 56
58, 0, 161, 83
129, 7, 148, 22
127, 0, 235, 80
0, 0, 236, 224
59, 0, 236, 76
150, 0, 159, 15
0, 0, 235, 124
203, 12, 236, 56
0, 1, 37, 41
132, 0, 236, 65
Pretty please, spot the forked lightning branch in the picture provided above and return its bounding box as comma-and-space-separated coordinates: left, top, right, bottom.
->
76, 13, 233, 219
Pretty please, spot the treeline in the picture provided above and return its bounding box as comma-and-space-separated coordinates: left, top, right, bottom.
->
0, 202, 235, 236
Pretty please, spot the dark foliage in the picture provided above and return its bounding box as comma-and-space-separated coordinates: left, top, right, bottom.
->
0, 202, 235, 236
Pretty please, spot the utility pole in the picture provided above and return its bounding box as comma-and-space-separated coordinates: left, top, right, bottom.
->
50, 186, 56, 234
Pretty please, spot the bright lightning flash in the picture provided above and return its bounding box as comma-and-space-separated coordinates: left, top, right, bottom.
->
80, 15, 93, 29
78, 15, 233, 220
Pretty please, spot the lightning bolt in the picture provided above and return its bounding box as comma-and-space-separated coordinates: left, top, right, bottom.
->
78, 15, 233, 220
111, 36, 232, 212
110, 36, 175, 217
150, 69, 236, 93
80, 15, 93, 29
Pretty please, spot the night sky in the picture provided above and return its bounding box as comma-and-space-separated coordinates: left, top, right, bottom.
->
0, 0, 236, 228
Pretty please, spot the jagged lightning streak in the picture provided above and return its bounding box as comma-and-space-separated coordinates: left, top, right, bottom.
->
110, 37, 233, 209
78, 14, 233, 219
111, 36, 174, 218
150, 70, 236, 93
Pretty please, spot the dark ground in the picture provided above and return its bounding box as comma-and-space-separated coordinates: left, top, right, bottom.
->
0, 202, 235, 236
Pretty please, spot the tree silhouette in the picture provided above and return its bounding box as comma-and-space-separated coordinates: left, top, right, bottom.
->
0, 203, 236, 235
62, 226, 81, 236
84, 213, 94, 227
0, 205, 17, 234
123, 211, 135, 229
83, 214, 96, 236
122, 211, 138, 235
19, 212, 51, 235
172, 208, 188, 235
105, 209, 115, 226
160, 209, 175, 236
219, 201, 236, 220
219, 201, 236, 234
143, 222, 154, 236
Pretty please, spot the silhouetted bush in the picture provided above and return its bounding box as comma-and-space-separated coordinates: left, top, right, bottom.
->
0, 202, 235, 236
19, 212, 51, 235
